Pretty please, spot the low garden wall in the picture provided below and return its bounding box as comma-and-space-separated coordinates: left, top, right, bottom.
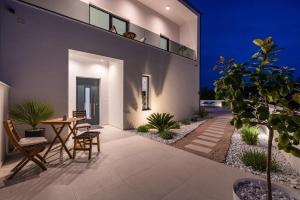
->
0, 81, 9, 167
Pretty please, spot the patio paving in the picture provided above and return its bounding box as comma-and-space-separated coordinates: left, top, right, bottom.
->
0, 126, 299, 200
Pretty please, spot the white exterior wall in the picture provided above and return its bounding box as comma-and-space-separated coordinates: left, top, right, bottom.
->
108, 62, 124, 129
180, 18, 198, 53
0, 82, 9, 167
0, 1, 199, 132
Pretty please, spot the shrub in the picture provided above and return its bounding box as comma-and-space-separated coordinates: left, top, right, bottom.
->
241, 150, 279, 172
10, 99, 54, 130
137, 125, 149, 133
172, 122, 181, 129
147, 113, 176, 133
241, 126, 259, 145
181, 119, 191, 125
196, 107, 209, 118
191, 116, 199, 122
159, 131, 173, 140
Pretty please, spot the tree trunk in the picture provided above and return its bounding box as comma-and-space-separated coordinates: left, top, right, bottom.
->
267, 127, 274, 200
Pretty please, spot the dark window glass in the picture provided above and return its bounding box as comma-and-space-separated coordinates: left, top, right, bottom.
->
160, 36, 169, 51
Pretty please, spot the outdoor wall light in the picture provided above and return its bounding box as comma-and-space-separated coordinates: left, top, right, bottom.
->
165, 5, 171, 11
80, 0, 90, 4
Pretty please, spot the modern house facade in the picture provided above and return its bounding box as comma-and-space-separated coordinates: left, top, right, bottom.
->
0, 0, 200, 136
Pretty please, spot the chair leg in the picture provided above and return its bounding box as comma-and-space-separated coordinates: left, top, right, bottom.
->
31, 157, 47, 171
7, 159, 30, 180
36, 154, 46, 163
97, 134, 100, 152
11, 158, 27, 172
88, 139, 92, 160
73, 138, 77, 159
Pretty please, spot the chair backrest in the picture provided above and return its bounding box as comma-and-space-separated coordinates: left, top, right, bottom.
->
73, 110, 87, 119
3, 119, 22, 149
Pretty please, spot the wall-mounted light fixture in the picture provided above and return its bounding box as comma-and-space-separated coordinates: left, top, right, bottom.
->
80, 0, 90, 4
165, 5, 171, 11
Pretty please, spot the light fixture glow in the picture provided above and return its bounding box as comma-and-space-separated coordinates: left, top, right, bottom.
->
165, 5, 171, 11
80, 0, 90, 4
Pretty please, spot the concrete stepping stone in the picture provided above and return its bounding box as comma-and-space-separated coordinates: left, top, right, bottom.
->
202, 132, 223, 138
184, 144, 212, 153
192, 139, 216, 147
210, 125, 226, 128
206, 128, 224, 133
210, 126, 226, 129
197, 135, 220, 142
205, 130, 224, 136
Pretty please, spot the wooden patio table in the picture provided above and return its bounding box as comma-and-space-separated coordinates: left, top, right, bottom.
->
41, 117, 84, 160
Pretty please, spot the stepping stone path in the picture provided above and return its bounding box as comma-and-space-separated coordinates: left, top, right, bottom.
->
183, 116, 230, 154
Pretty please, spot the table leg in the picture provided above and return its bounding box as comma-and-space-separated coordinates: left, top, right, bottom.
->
43, 124, 65, 159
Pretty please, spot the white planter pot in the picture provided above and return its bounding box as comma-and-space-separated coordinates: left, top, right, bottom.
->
233, 178, 298, 200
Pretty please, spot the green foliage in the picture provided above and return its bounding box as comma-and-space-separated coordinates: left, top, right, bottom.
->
201, 87, 215, 100
137, 125, 149, 133
10, 99, 54, 130
241, 126, 259, 145
172, 122, 181, 129
147, 113, 176, 133
159, 131, 173, 140
213, 36, 300, 158
196, 107, 209, 118
241, 150, 279, 172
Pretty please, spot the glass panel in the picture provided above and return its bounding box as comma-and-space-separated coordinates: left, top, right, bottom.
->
142, 76, 150, 110
112, 17, 127, 35
160, 37, 168, 51
85, 87, 91, 119
90, 6, 109, 30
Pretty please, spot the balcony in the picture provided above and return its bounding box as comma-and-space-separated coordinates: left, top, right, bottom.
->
20, 0, 199, 60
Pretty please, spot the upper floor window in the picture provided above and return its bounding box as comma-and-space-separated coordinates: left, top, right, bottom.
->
89, 5, 128, 36
160, 35, 169, 51
90, 6, 110, 30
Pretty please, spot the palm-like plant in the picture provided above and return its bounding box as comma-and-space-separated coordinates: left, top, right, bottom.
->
10, 99, 54, 130
147, 113, 176, 133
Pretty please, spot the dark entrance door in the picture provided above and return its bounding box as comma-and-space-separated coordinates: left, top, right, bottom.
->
76, 77, 100, 125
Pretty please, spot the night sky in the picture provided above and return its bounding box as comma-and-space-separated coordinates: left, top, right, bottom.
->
186, 0, 300, 88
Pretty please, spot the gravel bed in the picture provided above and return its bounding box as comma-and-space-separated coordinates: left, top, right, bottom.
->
235, 180, 297, 200
135, 120, 206, 144
225, 129, 300, 190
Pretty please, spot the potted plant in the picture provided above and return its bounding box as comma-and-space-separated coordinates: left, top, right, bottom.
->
214, 37, 300, 200
10, 99, 54, 137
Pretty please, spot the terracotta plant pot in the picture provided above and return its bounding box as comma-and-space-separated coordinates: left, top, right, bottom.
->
233, 178, 298, 200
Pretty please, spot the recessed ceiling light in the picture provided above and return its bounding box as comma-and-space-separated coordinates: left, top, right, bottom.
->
165, 5, 171, 11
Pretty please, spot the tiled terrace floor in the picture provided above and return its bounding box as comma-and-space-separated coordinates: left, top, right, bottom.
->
0, 126, 299, 200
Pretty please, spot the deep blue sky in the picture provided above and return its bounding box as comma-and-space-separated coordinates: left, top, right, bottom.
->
186, 0, 300, 88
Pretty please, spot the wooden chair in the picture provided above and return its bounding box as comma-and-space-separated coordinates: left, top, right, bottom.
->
72, 110, 91, 131
3, 119, 48, 180
73, 131, 100, 160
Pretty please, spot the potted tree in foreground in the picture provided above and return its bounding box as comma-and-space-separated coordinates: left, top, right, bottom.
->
214, 37, 300, 200
10, 99, 54, 137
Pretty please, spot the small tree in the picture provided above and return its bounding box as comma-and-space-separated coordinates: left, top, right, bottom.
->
213, 37, 300, 200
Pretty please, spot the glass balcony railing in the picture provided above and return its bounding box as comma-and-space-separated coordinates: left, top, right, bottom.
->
129, 24, 196, 60
21, 0, 196, 60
